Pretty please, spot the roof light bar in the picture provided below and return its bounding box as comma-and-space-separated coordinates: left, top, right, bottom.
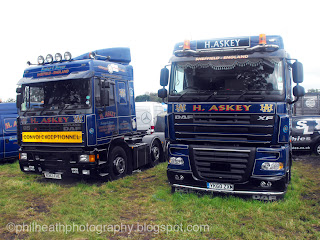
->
36, 51, 72, 65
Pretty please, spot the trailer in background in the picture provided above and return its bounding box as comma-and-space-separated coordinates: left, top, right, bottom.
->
0, 103, 18, 161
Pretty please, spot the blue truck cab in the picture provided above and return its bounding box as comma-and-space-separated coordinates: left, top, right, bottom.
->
0, 103, 19, 161
158, 34, 304, 200
16, 48, 163, 180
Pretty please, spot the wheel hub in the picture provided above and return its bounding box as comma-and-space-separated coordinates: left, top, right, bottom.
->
114, 157, 125, 174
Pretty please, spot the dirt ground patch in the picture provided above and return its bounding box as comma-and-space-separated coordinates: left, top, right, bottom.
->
293, 154, 320, 167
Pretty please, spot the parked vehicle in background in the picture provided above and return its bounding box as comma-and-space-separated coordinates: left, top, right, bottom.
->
292, 93, 320, 155
136, 102, 166, 134
294, 92, 320, 116
0, 103, 18, 161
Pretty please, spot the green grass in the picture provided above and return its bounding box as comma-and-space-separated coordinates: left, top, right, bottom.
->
0, 160, 319, 239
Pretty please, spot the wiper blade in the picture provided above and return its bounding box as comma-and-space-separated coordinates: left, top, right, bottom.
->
237, 90, 249, 101
23, 109, 31, 116
245, 96, 265, 101
176, 92, 190, 101
40, 107, 50, 115
58, 104, 72, 114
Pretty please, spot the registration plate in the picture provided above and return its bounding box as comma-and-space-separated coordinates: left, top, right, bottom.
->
207, 182, 234, 191
44, 172, 62, 180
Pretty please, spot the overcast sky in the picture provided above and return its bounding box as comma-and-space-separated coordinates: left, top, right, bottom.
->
1, 0, 319, 101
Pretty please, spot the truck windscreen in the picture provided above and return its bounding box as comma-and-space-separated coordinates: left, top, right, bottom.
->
169, 58, 284, 101
20, 78, 92, 115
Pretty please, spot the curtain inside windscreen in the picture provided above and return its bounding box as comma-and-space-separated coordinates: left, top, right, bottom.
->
177, 58, 280, 70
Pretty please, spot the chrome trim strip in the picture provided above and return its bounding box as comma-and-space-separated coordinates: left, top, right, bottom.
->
172, 184, 285, 196
193, 147, 250, 152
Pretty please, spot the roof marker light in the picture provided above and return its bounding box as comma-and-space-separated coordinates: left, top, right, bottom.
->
38, 55, 45, 65
89, 52, 96, 59
183, 40, 191, 50
46, 54, 53, 63
55, 53, 62, 62
64, 52, 72, 61
259, 34, 267, 45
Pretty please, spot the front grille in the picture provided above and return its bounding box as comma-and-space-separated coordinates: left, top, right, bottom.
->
191, 146, 255, 183
175, 113, 274, 143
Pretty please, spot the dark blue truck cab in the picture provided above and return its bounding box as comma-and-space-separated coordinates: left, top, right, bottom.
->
0, 103, 19, 161
158, 34, 304, 200
16, 48, 163, 180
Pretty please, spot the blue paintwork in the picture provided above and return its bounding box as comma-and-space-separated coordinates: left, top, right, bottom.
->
0, 103, 19, 160
18, 48, 137, 148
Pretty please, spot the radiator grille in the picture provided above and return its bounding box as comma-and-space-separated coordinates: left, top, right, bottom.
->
175, 113, 274, 144
191, 146, 255, 183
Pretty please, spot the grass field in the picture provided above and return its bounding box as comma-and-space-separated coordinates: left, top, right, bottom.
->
0, 158, 319, 240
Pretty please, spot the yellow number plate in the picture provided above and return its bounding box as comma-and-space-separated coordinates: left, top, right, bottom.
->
22, 132, 82, 143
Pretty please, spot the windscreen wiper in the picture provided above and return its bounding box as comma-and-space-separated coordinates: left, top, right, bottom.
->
175, 92, 190, 101
237, 90, 265, 101
58, 104, 72, 114
23, 108, 32, 116
236, 90, 249, 101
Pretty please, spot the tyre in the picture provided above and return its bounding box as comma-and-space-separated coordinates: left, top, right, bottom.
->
314, 142, 320, 156
148, 140, 162, 167
108, 146, 128, 180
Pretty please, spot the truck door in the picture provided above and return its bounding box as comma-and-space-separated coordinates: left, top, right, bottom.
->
95, 78, 117, 142
117, 81, 132, 134
3, 117, 19, 158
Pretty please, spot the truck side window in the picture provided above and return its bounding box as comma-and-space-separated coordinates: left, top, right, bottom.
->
98, 79, 115, 107
109, 84, 115, 106
95, 79, 101, 108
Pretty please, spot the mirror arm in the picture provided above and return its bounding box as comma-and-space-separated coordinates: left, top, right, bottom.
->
286, 58, 298, 67
287, 96, 300, 105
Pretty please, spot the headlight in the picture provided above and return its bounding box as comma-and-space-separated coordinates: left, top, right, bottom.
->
20, 153, 27, 160
79, 154, 95, 163
79, 154, 89, 162
169, 157, 184, 165
261, 162, 283, 170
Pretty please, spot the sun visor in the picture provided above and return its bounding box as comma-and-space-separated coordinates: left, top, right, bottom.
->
175, 58, 281, 70
17, 70, 95, 85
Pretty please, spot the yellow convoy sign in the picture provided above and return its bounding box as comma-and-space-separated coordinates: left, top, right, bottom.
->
22, 132, 82, 143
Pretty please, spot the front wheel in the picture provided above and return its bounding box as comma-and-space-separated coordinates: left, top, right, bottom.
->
108, 146, 128, 180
